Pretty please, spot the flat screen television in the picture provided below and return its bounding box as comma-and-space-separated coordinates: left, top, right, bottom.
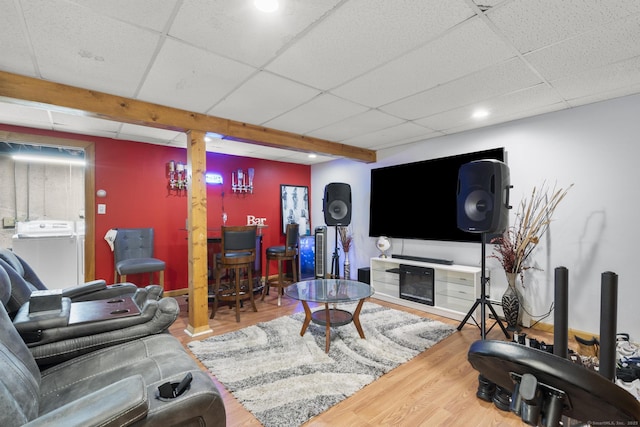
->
368, 147, 505, 243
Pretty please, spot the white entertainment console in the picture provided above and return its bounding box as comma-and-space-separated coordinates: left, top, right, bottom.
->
369, 256, 482, 322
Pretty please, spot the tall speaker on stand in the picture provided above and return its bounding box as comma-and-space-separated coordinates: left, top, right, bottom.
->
323, 183, 352, 278
456, 159, 511, 340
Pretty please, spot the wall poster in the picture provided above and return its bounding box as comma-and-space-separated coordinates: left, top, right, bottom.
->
280, 184, 310, 235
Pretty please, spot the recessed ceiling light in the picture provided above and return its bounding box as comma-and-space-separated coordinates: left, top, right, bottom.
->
254, 0, 279, 13
205, 132, 224, 142
472, 109, 489, 119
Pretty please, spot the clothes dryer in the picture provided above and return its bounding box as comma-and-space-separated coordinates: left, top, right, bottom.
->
12, 220, 79, 289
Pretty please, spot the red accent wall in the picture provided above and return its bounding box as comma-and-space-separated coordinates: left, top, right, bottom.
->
1, 124, 311, 292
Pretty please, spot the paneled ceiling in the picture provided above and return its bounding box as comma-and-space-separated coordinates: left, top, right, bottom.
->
1, 0, 640, 164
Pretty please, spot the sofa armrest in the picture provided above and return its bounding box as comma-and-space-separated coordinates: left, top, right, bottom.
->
24, 375, 148, 427
29, 289, 63, 313
66, 282, 146, 303
13, 298, 71, 336
61, 280, 107, 299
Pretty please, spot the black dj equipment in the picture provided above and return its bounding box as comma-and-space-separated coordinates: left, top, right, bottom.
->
357, 267, 370, 285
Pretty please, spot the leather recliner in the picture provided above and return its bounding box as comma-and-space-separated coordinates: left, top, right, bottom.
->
0, 248, 163, 318
0, 265, 226, 427
0, 260, 179, 367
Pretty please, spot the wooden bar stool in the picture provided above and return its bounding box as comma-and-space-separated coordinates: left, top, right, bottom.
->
210, 225, 258, 322
262, 223, 299, 306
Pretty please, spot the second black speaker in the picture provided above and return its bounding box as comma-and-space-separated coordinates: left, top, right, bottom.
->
323, 183, 352, 226
457, 159, 510, 234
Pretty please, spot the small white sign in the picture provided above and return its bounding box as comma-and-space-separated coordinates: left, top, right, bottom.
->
247, 215, 266, 226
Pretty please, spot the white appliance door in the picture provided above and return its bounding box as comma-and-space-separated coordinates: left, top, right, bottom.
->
12, 236, 80, 289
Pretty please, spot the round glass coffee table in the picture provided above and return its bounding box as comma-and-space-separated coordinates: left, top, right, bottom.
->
284, 279, 374, 352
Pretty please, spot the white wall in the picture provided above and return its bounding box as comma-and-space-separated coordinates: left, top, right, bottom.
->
311, 93, 640, 341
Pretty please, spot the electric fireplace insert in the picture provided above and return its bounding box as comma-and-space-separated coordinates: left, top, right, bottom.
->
399, 264, 434, 306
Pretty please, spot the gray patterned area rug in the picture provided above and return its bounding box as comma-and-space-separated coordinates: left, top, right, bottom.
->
187, 302, 456, 427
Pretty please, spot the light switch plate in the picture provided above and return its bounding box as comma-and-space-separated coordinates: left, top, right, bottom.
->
97, 204, 106, 214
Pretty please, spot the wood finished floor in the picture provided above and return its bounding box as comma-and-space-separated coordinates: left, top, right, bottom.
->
169, 293, 542, 426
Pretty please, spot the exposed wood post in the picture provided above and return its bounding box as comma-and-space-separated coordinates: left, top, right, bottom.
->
185, 129, 211, 336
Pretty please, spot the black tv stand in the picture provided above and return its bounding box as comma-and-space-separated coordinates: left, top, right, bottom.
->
391, 254, 454, 265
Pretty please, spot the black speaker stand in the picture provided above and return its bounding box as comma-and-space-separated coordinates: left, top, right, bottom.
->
330, 226, 340, 279
457, 233, 510, 340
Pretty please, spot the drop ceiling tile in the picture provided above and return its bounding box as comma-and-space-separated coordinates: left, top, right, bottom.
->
50, 111, 122, 132
443, 102, 566, 136
205, 139, 224, 152
381, 58, 542, 120
341, 122, 439, 150
471, 0, 504, 8
266, 0, 474, 90
551, 55, 640, 102
139, 133, 188, 151
238, 144, 287, 157
210, 140, 261, 157
487, 0, 640, 54
276, 151, 336, 165
172, 133, 188, 145
0, 0, 37, 76
524, 14, 640, 81
416, 83, 564, 132
264, 93, 368, 134
0, 102, 52, 129
119, 123, 183, 141
55, 127, 119, 140
232, 144, 323, 164
566, 85, 640, 109
67, 0, 180, 32
21, 0, 160, 97
4, 1, 640, 164
308, 109, 404, 142
138, 38, 256, 113
332, 16, 516, 107
50, 110, 121, 138
208, 71, 320, 125
169, 0, 342, 67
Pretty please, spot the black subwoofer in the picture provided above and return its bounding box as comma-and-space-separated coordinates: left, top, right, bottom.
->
323, 183, 352, 226
456, 159, 510, 234
357, 267, 370, 284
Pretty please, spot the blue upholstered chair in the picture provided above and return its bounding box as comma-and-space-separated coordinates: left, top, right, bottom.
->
113, 228, 165, 288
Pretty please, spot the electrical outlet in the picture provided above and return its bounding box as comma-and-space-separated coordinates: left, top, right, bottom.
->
2, 217, 15, 228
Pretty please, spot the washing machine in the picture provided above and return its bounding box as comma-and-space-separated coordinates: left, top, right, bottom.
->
12, 220, 80, 289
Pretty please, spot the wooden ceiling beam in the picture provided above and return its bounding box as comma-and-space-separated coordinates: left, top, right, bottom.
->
0, 70, 376, 163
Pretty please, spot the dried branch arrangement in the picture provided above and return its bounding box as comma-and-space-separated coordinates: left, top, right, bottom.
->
338, 226, 353, 252
490, 182, 573, 284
